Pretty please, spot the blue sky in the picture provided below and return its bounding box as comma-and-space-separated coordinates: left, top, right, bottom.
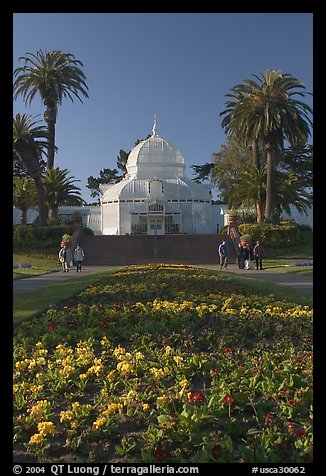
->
13, 13, 313, 203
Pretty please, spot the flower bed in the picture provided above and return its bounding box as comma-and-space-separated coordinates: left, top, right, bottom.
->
289, 259, 313, 267
13, 264, 313, 463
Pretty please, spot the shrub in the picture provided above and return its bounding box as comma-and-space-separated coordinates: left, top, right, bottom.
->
237, 222, 311, 248
13, 224, 73, 248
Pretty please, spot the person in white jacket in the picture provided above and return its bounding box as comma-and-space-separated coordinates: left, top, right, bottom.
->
59, 245, 73, 272
73, 243, 85, 272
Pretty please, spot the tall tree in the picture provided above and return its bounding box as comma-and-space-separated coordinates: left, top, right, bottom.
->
228, 165, 267, 223
13, 150, 46, 178
210, 137, 254, 203
191, 162, 214, 183
13, 113, 49, 226
274, 170, 312, 219
14, 49, 89, 169
281, 144, 313, 191
116, 149, 129, 175
86, 168, 122, 199
13, 177, 37, 224
86, 137, 151, 200
42, 167, 83, 221
220, 70, 312, 222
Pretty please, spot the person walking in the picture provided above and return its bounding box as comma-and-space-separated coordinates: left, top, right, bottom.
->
245, 244, 254, 270
74, 243, 85, 272
58, 244, 73, 272
218, 240, 228, 270
237, 243, 246, 269
253, 240, 265, 270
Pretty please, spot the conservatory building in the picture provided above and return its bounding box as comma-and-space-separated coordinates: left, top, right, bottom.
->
100, 119, 213, 235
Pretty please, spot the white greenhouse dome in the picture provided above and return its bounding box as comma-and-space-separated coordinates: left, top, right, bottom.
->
100, 117, 214, 235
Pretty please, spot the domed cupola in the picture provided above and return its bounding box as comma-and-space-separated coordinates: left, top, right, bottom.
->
126, 116, 186, 179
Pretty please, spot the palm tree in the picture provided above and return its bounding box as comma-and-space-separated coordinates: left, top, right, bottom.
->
228, 165, 267, 223
42, 167, 82, 221
13, 113, 49, 226
274, 170, 313, 220
220, 70, 312, 223
13, 177, 37, 224
13, 49, 89, 170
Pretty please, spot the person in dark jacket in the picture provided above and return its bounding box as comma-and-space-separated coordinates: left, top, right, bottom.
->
73, 243, 85, 272
237, 243, 246, 269
218, 241, 228, 270
253, 241, 265, 270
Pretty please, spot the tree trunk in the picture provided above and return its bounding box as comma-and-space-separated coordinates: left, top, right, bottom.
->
17, 152, 48, 226
265, 148, 275, 223
33, 175, 48, 226
256, 201, 264, 223
44, 103, 57, 170
49, 206, 59, 222
21, 209, 27, 225
252, 139, 261, 171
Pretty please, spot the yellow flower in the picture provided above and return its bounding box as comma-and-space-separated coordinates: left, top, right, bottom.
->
107, 370, 116, 381
116, 362, 135, 374
27, 400, 51, 420
113, 346, 126, 358
29, 433, 45, 445
173, 356, 184, 364
60, 410, 74, 422
100, 336, 111, 347
93, 417, 107, 430
106, 402, 123, 413
37, 421, 56, 436
156, 395, 168, 405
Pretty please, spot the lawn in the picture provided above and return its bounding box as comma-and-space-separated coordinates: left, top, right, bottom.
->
13, 264, 313, 464
13, 249, 59, 279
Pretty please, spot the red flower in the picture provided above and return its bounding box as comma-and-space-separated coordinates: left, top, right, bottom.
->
224, 394, 234, 405
264, 412, 275, 425
187, 392, 205, 402
153, 448, 171, 462
48, 324, 57, 331
212, 444, 223, 459
223, 347, 235, 355
287, 422, 297, 431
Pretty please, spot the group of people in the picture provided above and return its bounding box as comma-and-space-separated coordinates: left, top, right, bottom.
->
58, 243, 85, 272
218, 240, 265, 270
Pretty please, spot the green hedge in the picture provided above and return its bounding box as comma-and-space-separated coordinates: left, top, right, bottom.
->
219, 221, 312, 248
237, 221, 311, 248
13, 224, 74, 248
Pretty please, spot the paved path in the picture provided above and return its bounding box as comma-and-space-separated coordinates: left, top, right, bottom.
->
13, 264, 312, 296
198, 264, 313, 295
13, 266, 118, 295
